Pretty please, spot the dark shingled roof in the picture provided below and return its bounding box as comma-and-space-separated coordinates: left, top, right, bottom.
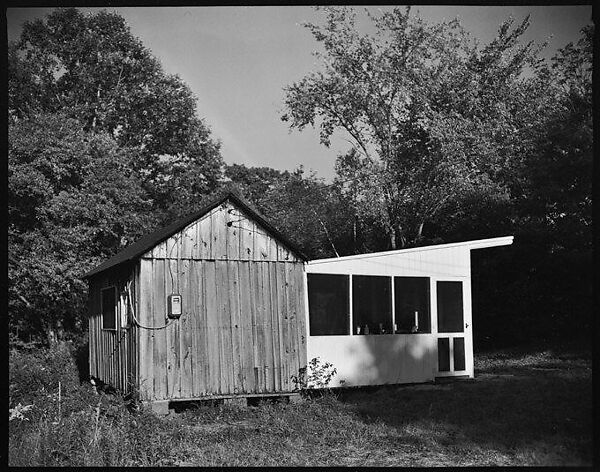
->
83, 191, 308, 279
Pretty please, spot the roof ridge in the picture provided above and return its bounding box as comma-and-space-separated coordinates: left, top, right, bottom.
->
83, 191, 307, 278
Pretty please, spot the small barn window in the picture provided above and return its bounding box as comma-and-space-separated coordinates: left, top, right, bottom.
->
101, 286, 117, 330
437, 281, 464, 333
307, 274, 350, 335
353, 275, 392, 334
394, 277, 431, 333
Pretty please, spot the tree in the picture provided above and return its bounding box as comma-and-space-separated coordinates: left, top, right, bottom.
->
260, 168, 355, 259
9, 113, 155, 342
223, 164, 355, 259
282, 7, 543, 249
9, 8, 223, 216
8, 8, 226, 343
223, 163, 292, 204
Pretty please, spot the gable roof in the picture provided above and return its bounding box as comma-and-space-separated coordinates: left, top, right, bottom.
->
83, 191, 307, 279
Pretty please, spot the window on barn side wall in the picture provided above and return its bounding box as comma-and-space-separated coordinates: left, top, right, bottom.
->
353, 275, 392, 335
101, 286, 117, 330
437, 281, 464, 333
307, 274, 350, 335
394, 277, 431, 333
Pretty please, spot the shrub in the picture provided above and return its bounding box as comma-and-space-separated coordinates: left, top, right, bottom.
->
292, 357, 338, 391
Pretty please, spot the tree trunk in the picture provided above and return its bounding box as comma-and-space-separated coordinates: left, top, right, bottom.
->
353, 217, 358, 252
46, 320, 65, 347
389, 224, 396, 250
416, 221, 424, 241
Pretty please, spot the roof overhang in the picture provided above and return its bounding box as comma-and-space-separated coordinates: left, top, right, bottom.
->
307, 236, 514, 266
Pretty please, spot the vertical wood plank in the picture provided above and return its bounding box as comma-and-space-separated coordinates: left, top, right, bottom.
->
204, 261, 220, 395
216, 261, 233, 395
189, 260, 199, 396
285, 263, 299, 389
269, 233, 279, 261
228, 261, 243, 393
238, 209, 251, 261
180, 258, 193, 398
238, 261, 255, 393
166, 258, 181, 398
193, 260, 208, 396
260, 262, 275, 392
155, 241, 167, 259
116, 287, 122, 391
191, 221, 200, 260
268, 262, 282, 392
251, 263, 266, 392
250, 262, 262, 392
254, 222, 269, 261
200, 260, 212, 395
180, 224, 194, 259
225, 203, 240, 260
213, 205, 227, 260
276, 263, 289, 391
294, 265, 308, 375
278, 244, 292, 263
152, 259, 167, 400
197, 213, 210, 259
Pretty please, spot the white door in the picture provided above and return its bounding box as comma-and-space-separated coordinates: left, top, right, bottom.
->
434, 280, 470, 377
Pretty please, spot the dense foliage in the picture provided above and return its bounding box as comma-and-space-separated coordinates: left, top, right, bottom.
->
8, 7, 592, 349
282, 7, 593, 347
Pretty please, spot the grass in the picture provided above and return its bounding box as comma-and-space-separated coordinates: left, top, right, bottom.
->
9, 343, 592, 466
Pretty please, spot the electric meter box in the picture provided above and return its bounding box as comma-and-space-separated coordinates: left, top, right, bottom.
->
167, 294, 182, 319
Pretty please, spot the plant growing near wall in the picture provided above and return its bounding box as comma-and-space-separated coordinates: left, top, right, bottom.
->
292, 357, 338, 393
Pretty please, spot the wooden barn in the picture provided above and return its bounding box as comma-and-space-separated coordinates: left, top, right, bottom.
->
83, 192, 308, 413
85, 190, 513, 411
305, 236, 514, 388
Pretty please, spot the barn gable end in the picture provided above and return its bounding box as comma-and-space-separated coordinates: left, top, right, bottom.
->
142, 200, 300, 263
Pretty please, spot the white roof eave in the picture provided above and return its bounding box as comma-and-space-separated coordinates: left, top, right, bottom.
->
307, 236, 514, 265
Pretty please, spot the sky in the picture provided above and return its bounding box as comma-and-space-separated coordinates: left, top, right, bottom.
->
6, 5, 593, 180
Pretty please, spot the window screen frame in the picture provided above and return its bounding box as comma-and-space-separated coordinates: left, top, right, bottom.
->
101, 286, 118, 331
393, 276, 431, 334
352, 274, 393, 335
436, 280, 465, 333
307, 273, 350, 336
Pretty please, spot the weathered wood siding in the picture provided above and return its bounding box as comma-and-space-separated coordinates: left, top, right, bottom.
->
88, 264, 137, 394
144, 201, 300, 263
137, 200, 306, 401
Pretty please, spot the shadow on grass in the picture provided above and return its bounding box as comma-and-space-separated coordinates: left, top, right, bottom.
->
334, 361, 592, 464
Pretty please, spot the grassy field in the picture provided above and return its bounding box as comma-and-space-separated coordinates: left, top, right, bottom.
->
9, 343, 592, 466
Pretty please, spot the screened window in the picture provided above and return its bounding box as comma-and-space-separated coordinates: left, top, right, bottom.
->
394, 277, 431, 333
353, 275, 392, 334
307, 274, 349, 335
437, 281, 464, 333
101, 287, 117, 330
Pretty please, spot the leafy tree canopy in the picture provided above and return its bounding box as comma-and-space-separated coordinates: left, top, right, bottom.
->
9, 7, 223, 203
8, 8, 225, 342
282, 7, 547, 248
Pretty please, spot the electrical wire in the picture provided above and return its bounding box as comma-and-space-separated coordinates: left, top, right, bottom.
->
167, 232, 179, 293
126, 280, 173, 330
